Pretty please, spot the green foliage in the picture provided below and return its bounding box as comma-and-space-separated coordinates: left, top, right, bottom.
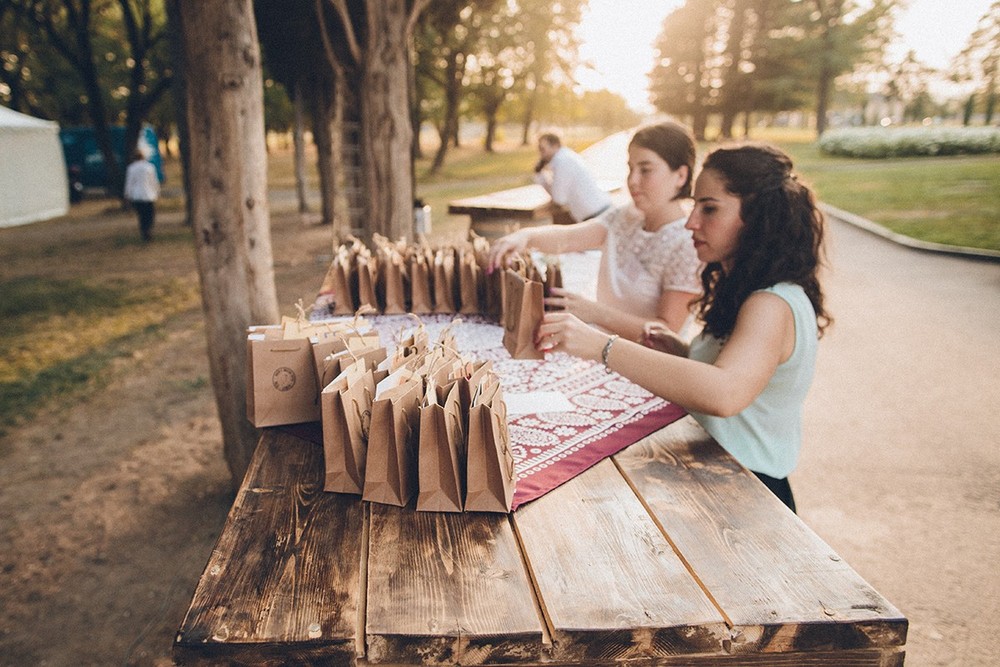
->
818, 126, 1000, 158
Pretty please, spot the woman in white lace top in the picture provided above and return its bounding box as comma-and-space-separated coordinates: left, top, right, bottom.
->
488, 121, 701, 341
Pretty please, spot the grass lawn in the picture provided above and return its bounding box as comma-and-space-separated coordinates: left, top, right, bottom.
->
770, 135, 1000, 252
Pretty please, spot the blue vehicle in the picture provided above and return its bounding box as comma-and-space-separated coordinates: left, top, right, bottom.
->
59, 124, 163, 200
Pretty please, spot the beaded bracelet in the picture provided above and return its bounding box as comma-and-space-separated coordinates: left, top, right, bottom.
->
601, 335, 619, 374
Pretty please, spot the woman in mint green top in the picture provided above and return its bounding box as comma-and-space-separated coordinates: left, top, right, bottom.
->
534, 143, 831, 512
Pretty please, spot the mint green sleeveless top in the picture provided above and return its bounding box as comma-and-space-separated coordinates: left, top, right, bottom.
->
687, 283, 818, 478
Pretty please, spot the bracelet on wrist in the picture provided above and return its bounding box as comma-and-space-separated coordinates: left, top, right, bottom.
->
601, 335, 619, 374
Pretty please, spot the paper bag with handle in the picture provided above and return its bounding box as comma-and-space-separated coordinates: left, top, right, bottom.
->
362, 378, 422, 507
416, 380, 466, 512
465, 374, 516, 513
409, 249, 435, 314
321, 359, 376, 495
433, 247, 458, 314
502, 263, 545, 360
381, 249, 408, 314
246, 326, 320, 427
354, 250, 379, 312
458, 248, 483, 315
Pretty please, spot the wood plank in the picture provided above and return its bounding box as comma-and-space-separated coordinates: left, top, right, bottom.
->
614, 416, 908, 656
365, 503, 544, 665
512, 459, 730, 663
174, 430, 366, 666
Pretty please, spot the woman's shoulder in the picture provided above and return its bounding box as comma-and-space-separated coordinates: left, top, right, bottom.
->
754, 283, 815, 317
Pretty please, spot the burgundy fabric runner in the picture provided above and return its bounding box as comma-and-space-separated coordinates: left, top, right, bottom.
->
283, 314, 686, 510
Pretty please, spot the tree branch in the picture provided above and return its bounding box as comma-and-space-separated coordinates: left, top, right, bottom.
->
326, 0, 361, 64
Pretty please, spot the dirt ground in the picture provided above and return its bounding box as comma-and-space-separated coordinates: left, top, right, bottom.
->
2, 194, 998, 667
0, 200, 332, 666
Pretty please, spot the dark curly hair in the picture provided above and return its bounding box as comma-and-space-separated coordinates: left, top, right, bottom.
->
630, 121, 696, 200
695, 143, 831, 339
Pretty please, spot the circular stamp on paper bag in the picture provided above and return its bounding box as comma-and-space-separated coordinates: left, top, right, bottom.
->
272, 367, 297, 392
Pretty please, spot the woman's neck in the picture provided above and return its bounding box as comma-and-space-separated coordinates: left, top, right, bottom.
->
642, 200, 686, 231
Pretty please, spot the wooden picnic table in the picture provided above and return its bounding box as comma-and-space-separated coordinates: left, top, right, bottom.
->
448, 184, 572, 239
174, 415, 907, 666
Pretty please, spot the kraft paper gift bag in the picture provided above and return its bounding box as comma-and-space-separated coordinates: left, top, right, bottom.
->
416, 381, 466, 513
389, 322, 429, 371
246, 326, 320, 427
362, 378, 422, 507
433, 248, 458, 314
409, 251, 435, 314
323, 248, 355, 316
458, 249, 483, 315
321, 360, 376, 495
354, 251, 379, 312
465, 376, 516, 513
335, 345, 387, 377
502, 266, 545, 360
380, 250, 408, 315
544, 258, 563, 311
312, 329, 381, 393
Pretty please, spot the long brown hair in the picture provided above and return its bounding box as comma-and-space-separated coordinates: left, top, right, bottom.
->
695, 143, 831, 339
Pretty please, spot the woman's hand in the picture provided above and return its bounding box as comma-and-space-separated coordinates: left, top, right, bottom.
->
534, 311, 608, 361
544, 287, 601, 322
640, 320, 689, 357
487, 230, 530, 273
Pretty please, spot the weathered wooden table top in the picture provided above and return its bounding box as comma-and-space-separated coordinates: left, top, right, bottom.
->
174, 416, 907, 666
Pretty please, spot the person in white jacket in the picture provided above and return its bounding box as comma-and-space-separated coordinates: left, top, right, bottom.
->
123, 150, 160, 242
533, 133, 611, 223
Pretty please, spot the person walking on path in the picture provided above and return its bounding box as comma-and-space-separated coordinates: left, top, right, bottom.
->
534, 142, 830, 512
490, 121, 702, 341
533, 132, 612, 224
123, 150, 160, 242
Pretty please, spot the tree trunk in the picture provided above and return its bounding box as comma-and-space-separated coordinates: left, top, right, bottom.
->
309, 77, 338, 227
292, 79, 310, 214
430, 50, 462, 174
179, 0, 280, 490
815, 65, 832, 136
165, 0, 193, 226
359, 0, 415, 242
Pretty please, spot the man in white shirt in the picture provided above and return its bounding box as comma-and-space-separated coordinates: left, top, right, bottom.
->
534, 133, 611, 223
123, 150, 160, 242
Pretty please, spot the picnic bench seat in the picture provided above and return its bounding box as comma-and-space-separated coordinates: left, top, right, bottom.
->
174, 414, 907, 666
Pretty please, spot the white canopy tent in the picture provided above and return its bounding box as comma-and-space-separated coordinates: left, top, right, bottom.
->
0, 106, 69, 228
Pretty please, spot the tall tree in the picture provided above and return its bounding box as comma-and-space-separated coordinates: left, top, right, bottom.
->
953, 1, 1000, 125
803, 0, 897, 135
16, 0, 173, 195
320, 0, 431, 242
180, 0, 280, 488
648, 0, 720, 140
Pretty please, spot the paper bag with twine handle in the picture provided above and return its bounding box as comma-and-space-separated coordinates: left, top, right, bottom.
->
321, 359, 376, 495
543, 257, 563, 311
362, 377, 422, 507
416, 379, 466, 513
502, 259, 545, 360
432, 247, 459, 314
310, 307, 381, 392
319, 246, 355, 316
408, 248, 435, 314
470, 232, 503, 319
458, 247, 483, 315
389, 315, 429, 371
246, 325, 320, 427
354, 248, 379, 312
464, 374, 516, 513
379, 247, 408, 314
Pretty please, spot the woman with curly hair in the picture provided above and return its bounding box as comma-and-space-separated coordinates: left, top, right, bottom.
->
534, 143, 830, 511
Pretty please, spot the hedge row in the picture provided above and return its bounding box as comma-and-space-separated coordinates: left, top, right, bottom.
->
818, 126, 1000, 158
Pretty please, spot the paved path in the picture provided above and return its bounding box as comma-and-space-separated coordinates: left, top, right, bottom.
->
797, 218, 1000, 666
561, 214, 999, 665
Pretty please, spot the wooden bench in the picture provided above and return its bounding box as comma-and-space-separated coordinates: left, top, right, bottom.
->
174, 414, 907, 665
